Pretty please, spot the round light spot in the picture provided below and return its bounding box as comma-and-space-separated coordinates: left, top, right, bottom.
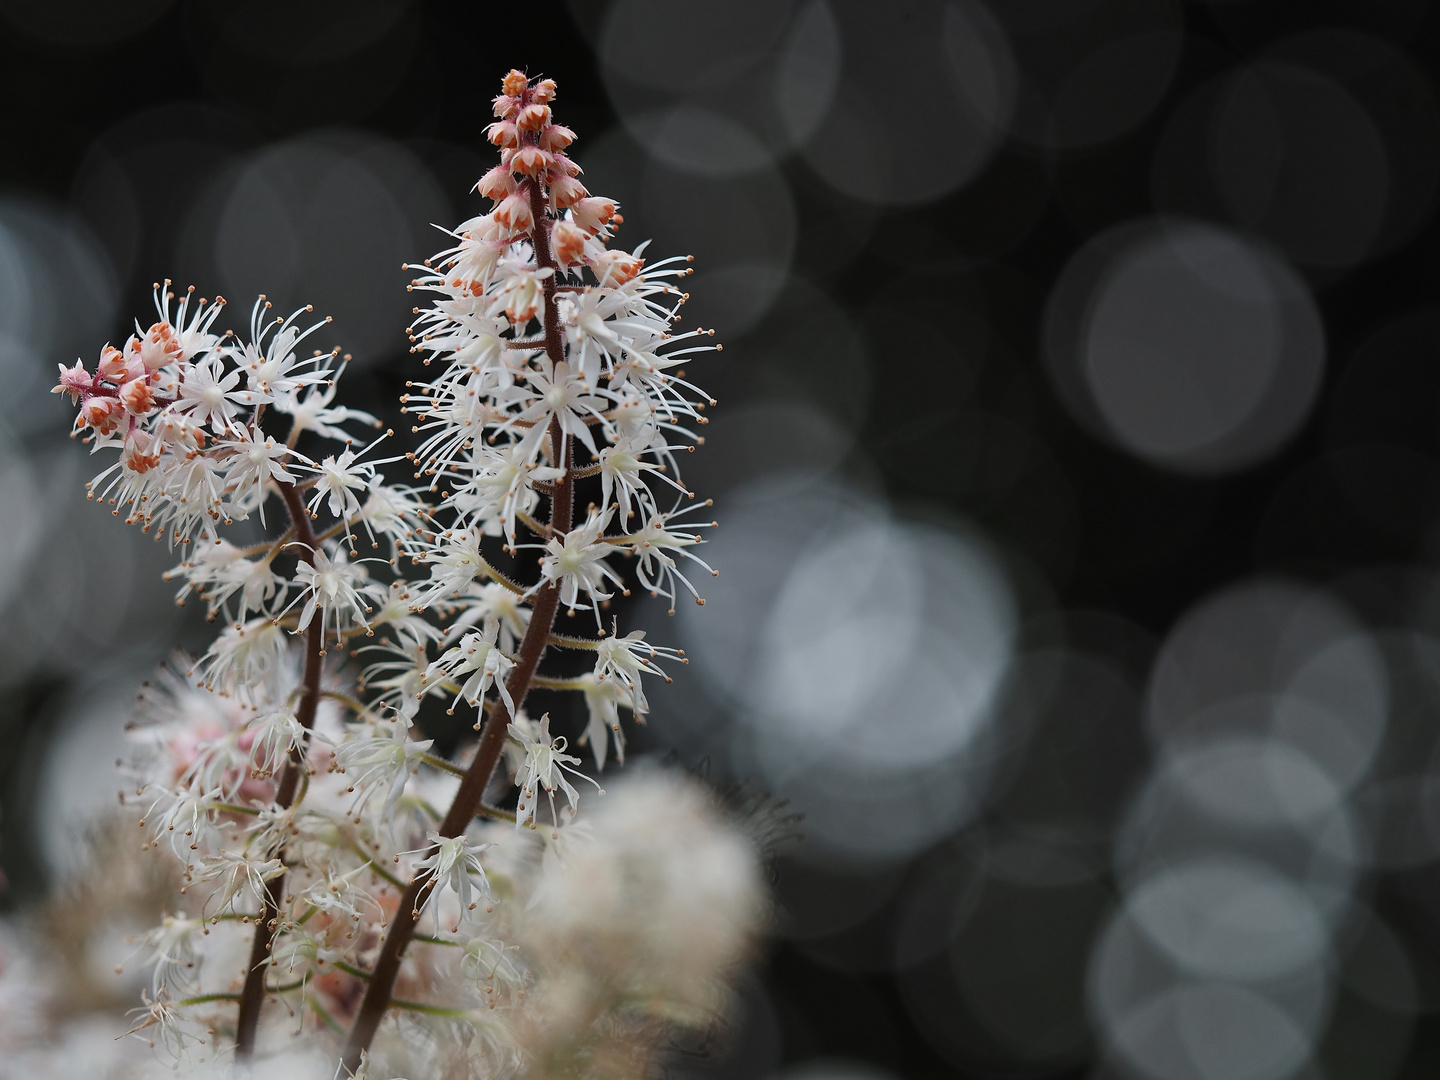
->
1212, 63, 1390, 269
0, 199, 120, 438
1112, 983, 1313, 1080
598, 0, 833, 174
1126, 857, 1329, 982
1145, 579, 1372, 751
798, 0, 1017, 205
999, 0, 1184, 151
1163, 734, 1348, 829
1073, 222, 1324, 473
181, 131, 449, 364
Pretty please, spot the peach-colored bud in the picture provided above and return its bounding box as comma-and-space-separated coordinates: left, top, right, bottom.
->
139, 320, 182, 372
540, 125, 576, 152
595, 249, 644, 286
548, 152, 582, 178
571, 197, 618, 234
97, 344, 127, 382
119, 377, 155, 416
502, 70, 528, 97
491, 93, 521, 120
550, 219, 587, 267
80, 395, 122, 435
517, 103, 551, 132
486, 121, 520, 148
510, 145, 553, 177
477, 165, 516, 201
493, 191, 534, 234
532, 79, 557, 104
550, 175, 589, 210
53, 361, 90, 401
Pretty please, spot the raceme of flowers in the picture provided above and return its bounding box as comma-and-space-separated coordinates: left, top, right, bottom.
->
52, 69, 756, 1079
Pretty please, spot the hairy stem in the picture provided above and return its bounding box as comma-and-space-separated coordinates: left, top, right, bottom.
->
341, 175, 572, 1071
234, 480, 325, 1060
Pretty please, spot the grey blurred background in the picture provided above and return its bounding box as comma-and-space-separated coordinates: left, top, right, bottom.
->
4, 1, 1440, 1078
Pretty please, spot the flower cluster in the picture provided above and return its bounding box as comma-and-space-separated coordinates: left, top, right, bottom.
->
401, 72, 719, 626
48, 69, 752, 1078
55, 289, 390, 550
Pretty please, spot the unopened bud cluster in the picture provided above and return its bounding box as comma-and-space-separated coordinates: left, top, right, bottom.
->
45, 70, 760, 1079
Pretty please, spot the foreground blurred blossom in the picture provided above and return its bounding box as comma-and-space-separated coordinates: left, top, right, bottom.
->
33, 68, 758, 1079
516, 771, 765, 1074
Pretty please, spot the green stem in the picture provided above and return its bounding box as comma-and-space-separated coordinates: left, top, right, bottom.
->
390, 999, 473, 1018
179, 992, 243, 1006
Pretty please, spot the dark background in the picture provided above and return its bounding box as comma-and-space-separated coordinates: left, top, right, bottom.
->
3, 2, 1440, 1079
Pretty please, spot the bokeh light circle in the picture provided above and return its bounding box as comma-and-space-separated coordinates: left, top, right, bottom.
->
179, 131, 449, 364
1212, 63, 1389, 269
1126, 856, 1329, 983
598, 0, 835, 175
798, 0, 1017, 206
1089, 904, 1327, 1080
0, 199, 120, 438
678, 476, 1018, 861
1045, 219, 1325, 474
998, 0, 1184, 152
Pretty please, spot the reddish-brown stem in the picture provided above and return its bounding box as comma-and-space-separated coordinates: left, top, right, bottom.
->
234, 480, 325, 1060
341, 174, 572, 1071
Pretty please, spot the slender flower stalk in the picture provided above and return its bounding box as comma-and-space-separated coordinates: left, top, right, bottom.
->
51, 69, 751, 1080
233, 480, 324, 1059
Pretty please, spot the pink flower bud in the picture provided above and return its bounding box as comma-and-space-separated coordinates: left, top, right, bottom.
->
493, 191, 534, 234
501, 69, 528, 97
540, 125, 576, 152
486, 121, 519, 148
510, 145, 553, 177
477, 165, 515, 201
549, 152, 582, 178
594, 249, 644, 286
139, 320, 182, 371
52, 361, 90, 401
120, 376, 156, 416
531, 78, 556, 103
96, 344, 127, 382
517, 103, 551, 132
550, 175, 589, 211
550, 219, 587, 267
80, 395, 122, 435
571, 197, 618, 235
